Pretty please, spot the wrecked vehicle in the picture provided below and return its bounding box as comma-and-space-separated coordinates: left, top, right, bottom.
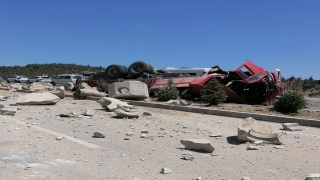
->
82, 60, 283, 104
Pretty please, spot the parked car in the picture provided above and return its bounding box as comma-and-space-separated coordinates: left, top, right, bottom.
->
7, 75, 29, 83
51, 74, 85, 85
28, 76, 53, 84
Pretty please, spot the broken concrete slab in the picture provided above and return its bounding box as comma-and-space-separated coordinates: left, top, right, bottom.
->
282, 123, 303, 131
30, 82, 53, 91
161, 168, 172, 174
9, 83, 22, 91
50, 89, 65, 99
0, 95, 8, 101
16, 92, 60, 105
0, 103, 4, 108
142, 112, 152, 116
98, 97, 133, 111
74, 89, 106, 98
82, 109, 96, 116
114, 109, 139, 118
306, 173, 320, 180
182, 152, 194, 161
0, 108, 17, 116
93, 132, 105, 138
246, 146, 259, 150
180, 139, 215, 153
77, 82, 93, 89
108, 81, 149, 99
238, 117, 282, 145
179, 99, 189, 106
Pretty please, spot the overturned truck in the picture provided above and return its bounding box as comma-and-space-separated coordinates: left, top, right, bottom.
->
84, 60, 283, 105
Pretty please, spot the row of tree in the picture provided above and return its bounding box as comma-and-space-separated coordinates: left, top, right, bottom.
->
282, 76, 320, 91
0, 63, 103, 79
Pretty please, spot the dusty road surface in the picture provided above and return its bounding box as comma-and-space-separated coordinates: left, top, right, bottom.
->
1, 90, 320, 180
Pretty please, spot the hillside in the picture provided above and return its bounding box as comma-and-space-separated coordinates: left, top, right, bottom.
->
0, 63, 103, 79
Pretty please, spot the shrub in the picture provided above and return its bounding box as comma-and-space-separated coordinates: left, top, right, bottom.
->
154, 79, 179, 101
97, 82, 108, 93
200, 79, 227, 105
273, 91, 307, 113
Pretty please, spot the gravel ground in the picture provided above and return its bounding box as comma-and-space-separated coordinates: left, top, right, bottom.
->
1, 90, 320, 180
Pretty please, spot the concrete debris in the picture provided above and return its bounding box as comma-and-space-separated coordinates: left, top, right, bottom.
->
240, 177, 251, 180
59, 112, 81, 118
56, 137, 62, 140
142, 112, 152, 116
141, 130, 149, 134
282, 123, 303, 131
17, 92, 60, 105
209, 133, 222, 137
182, 152, 194, 161
140, 134, 147, 138
238, 117, 282, 145
0, 108, 17, 116
63, 82, 74, 91
196, 177, 203, 180
9, 83, 22, 91
93, 132, 105, 138
246, 146, 259, 150
98, 97, 133, 111
179, 99, 189, 106
77, 82, 93, 89
180, 139, 215, 153
117, 104, 138, 112
161, 168, 172, 174
82, 109, 96, 116
114, 108, 139, 118
306, 173, 320, 180
50, 89, 65, 99
108, 81, 149, 99
0, 95, 8, 101
74, 88, 106, 98
0, 102, 4, 108
30, 82, 53, 91
274, 146, 284, 149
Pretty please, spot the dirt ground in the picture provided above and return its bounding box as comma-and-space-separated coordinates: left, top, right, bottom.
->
1, 89, 320, 180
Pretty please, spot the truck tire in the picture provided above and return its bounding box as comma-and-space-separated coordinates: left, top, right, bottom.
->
128, 61, 149, 77
105, 64, 128, 79
147, 63, 154, 74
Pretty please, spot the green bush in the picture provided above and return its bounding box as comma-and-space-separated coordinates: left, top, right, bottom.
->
97, 83, 108, 93
200, 79, 227, 105
154, 79, 179, 101
273, 91, 307, 113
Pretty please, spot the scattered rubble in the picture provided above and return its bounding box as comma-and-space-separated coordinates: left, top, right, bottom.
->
16, 92, 60, 105
246, 146, 259, 150
98, 97, 133, 111
0, 102, 4, 108
182, 152, 194, 161
237, 117, 282, 145
240, 177, 251, 180
282, 123, 303, 131
161, 168, 172, 174
0, 108, 17, 116
93, 132, 105, 138
180, 139, 215, 153
0, 95, 8, 101
82, 109, 96, 116
306, 173, 320, 180
142, 112, 152, 116
30, 82, 53, 91
114, 108, 139, 118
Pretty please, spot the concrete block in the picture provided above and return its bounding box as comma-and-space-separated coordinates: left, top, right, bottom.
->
108, 81, 149, 99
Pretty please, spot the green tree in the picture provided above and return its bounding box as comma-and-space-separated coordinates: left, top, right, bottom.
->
200, 79, 227, 105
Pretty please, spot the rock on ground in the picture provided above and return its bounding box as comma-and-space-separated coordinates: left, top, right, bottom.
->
306, 173, 320, 180
16, 92, 60, 105
0, 108, 17, 116
180, 139, 215, 153
93, 132, 105, 138
282, 123, 303, 131
161, 168, 172, 174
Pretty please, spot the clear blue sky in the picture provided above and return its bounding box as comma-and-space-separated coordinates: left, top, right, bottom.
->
1, 0, 319, 79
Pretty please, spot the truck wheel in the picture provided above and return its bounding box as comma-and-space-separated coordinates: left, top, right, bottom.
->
147, 63, 154, 74
105, 64, 128, 79
7, 80, 10, 83
128, 61, 148, 77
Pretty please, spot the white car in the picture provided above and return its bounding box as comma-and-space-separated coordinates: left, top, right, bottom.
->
28, 76, 53, 84
51, 74, 85, 85
7, 75, 29, 83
